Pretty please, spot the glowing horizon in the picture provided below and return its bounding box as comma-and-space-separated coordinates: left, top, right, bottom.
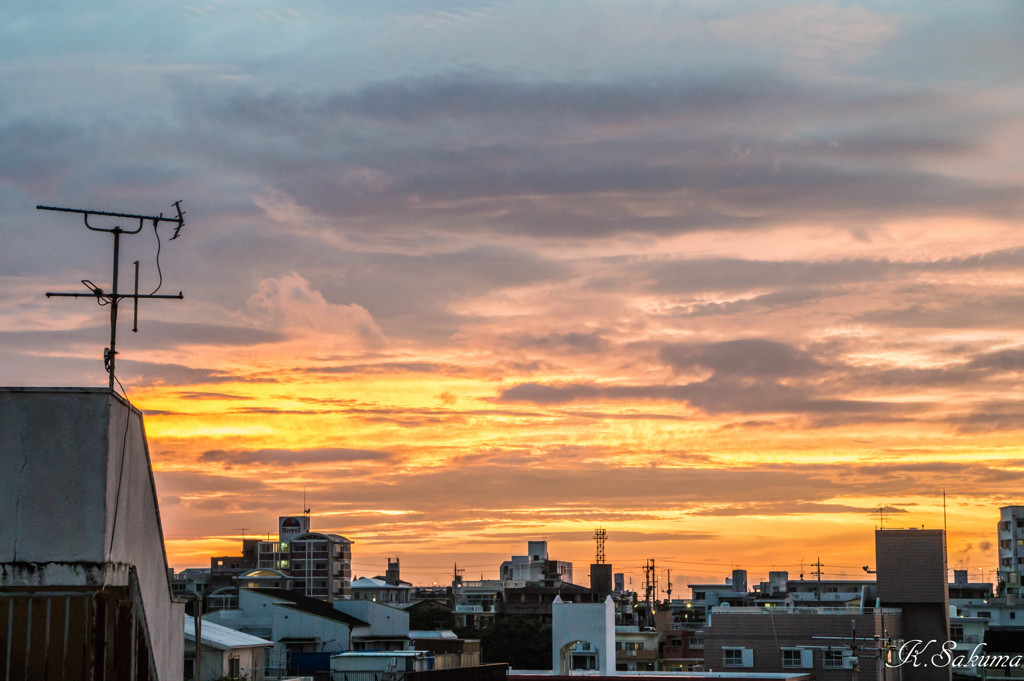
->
2, 1, 1023, 592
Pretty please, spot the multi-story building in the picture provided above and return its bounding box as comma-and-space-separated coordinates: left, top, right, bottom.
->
256, 516, 353, 601
499, 540, 573, 585
997, 505, 1024, 597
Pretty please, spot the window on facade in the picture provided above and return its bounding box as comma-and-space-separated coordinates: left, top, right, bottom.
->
1002, 521, 1011, 531
823, 650, 844, 669
723, 649, 745, 667
1001, 540, 1012, 549
228, 658, 240, 678
782, 650, 803, 668
977, 611, 991, 618
950, 624, 964, 642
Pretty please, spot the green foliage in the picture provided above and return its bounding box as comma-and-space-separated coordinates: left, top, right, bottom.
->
480, 616, 552, 670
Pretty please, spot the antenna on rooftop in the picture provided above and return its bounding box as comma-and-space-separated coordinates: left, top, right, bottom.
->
37, 202, 187, 391
873, 505, 889, 530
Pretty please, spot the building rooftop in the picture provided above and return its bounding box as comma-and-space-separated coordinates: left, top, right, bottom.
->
247, 588, 368, 627
186, 618, 272, 650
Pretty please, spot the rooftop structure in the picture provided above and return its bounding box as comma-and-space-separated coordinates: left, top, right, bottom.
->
0, 387, 184, 680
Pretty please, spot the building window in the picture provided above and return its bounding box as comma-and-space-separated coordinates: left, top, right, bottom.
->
823, 650, 845, 669
229, 657, 240, 678
977, 611, 991, 618
723, 648, 751, 668
950, 624, 964, 642
782, 648, 811, 669
723, 649, 743, 667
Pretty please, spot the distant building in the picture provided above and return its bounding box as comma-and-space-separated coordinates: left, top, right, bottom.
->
998, 505, 1024, 597
204, 587, 369, 677
257, 520, 353, 600
499, 540, 573, 585
352, 576, 413, 604
702, 528, 951, 681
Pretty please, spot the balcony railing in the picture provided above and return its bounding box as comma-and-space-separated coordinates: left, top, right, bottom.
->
711, 606, 901, 615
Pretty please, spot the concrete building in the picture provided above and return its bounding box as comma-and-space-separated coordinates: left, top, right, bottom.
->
184, 617, 272, 681
453, 579, 509, 630
998, 505, 1024, 597
702, 528, 951, 681
551, 595, 616, 674
0, 387, 185, 681
874, 528, 950, 681
204, 587, 369, 677
257, 521, 353, 600
352, 576, 412, 604
615, 625, 660, 671
500, 540, 574, 585
703, 606, 902, 681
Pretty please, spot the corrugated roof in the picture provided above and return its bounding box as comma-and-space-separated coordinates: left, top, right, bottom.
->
185, 618, 273, 651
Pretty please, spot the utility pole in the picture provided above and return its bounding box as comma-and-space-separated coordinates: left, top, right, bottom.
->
813, 556, 824, 602
38, 203, 186, 390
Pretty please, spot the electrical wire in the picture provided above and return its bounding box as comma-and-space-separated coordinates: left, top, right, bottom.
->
107, 373, 132, 558
149, 223, 163, 295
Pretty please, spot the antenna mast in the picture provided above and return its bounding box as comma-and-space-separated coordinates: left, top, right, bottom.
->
37, 203, 186, 390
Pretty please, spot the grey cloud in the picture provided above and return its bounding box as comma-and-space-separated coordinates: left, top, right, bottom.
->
658, 339, 825, 378
500, 331, 609, 355
498, 377, 902, 418
301, 362, 467, 376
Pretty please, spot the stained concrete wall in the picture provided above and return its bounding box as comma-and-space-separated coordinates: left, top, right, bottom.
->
0, 387, 184, 681
551, 595, 615, 674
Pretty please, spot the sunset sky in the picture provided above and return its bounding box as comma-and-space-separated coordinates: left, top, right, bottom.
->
2, 1, 1024, 591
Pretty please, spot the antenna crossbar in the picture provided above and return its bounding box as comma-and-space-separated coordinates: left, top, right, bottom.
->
37, 202, 187, 390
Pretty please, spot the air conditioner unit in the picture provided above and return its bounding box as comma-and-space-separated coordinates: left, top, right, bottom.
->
843, 656, 859, 670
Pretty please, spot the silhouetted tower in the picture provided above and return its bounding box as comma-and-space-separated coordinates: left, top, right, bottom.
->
590, 528, 613, 597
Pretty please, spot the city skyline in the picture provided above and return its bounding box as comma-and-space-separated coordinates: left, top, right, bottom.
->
2, 2, 1024, 587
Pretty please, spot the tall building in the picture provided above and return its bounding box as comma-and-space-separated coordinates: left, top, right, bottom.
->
875, 528, 951, 681
997, 505, 1024, 596
257, 516, 353, 600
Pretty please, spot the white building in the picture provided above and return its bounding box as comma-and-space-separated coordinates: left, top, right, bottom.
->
998, 505, 1024, 596
499, 540, 573, 585
184, 618, 273, 681
204, 587, 370, 676
551, 595, 615, 675
351, 576, 412, 604
0, 388, 184, 681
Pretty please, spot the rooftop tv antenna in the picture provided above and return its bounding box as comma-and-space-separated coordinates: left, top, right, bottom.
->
872, 506, 889, 530
37, 202, 186, 391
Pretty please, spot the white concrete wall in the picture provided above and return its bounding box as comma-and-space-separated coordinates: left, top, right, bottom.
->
0, 388, 185, 681
335, 599, 409, 637
551, 595, 615, 675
